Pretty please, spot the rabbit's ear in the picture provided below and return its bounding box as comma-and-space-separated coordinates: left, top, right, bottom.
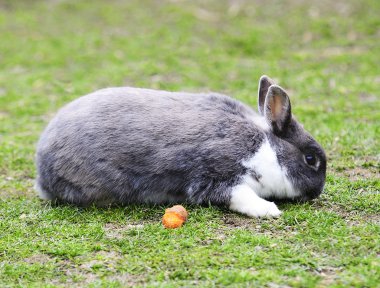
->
258, 75, 276, 115
264, 85, 291, 135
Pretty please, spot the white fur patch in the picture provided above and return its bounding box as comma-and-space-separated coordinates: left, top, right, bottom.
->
229, 184, 281, 217
242, 139, 299, 199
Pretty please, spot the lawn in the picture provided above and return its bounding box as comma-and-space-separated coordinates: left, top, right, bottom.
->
0, 0, 379, 287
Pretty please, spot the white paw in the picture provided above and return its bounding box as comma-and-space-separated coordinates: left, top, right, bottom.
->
229, 184, 282, 218
243, 201, 282, 218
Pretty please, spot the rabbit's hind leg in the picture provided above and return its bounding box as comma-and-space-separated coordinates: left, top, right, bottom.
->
36, 174, 112, 207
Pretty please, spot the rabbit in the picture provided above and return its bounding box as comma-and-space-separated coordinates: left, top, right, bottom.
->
35, 76, 326, 217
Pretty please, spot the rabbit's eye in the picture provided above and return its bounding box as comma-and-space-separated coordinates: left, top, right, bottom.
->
304, 154, 317, 166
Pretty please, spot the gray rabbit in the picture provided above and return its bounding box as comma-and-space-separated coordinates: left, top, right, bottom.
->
35, 76, 326, 217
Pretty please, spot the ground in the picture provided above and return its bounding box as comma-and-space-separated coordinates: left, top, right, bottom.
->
0, 0, 379, 287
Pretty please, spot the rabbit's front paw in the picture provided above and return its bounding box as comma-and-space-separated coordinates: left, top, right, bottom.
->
250, 200, 282, 218
229, 184, 282, 218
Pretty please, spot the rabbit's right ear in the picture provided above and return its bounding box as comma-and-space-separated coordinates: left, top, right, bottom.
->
258, 75, 276, 115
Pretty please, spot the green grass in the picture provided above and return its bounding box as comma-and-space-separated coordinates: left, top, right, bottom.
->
0, 0, 379, 287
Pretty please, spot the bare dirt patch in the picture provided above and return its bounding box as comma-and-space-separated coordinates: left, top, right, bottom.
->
44, 250, 139, 287
312, 199, 380, 225
0, 110, 10, 118
24, 253, 53, 264
358, 92, 378, 103
78, 250, 122, 271
341, 166, 379, 181
344, 213, 380, 227
315, 267, 344, 287
107, 273, 146, 287
332, 156, 379, 181
222, 213, 256, 229
0, 176, 36, 198
103, 222, 144, 239
220, 212, 300, 238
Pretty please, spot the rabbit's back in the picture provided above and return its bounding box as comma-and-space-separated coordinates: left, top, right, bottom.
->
36, 88, 266, 206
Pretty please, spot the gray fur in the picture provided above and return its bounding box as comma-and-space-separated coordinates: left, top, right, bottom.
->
36, 88, 265, 206
35, 78, 326, 208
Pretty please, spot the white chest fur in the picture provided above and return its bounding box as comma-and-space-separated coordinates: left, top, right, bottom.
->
241, 139, 299, 199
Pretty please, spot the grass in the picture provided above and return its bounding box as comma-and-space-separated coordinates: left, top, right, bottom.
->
0, 0, 379, 287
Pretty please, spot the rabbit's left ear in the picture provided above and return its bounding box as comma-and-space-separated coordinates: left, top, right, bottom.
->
264, 85, 292, 135
258, 75, 276, 115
